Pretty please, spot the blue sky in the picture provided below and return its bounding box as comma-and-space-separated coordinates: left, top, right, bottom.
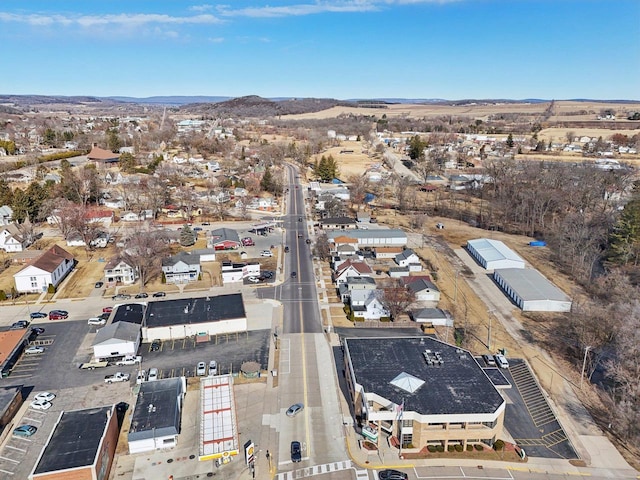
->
0, 1, 638, 100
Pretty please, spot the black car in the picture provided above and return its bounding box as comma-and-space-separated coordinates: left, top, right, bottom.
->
31, 327, 45, 335
284, 246, 290, 253
94, 281, 104, 288
152, 292, 166, 298
135, 292, 148, 299
112, 293, 131, 300
30, 312, 47, 319
262, 271, 274, 279
290, 271, 297, 278
378, 470, 408, 480
305, 239, 311, 244
290, 441, 302, 462
150, 339, 162, 351
10, 320, 29, 329
298, 217, 302, 222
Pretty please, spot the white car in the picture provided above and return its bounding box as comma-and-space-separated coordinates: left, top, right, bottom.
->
209, 360, 217, 376
88, 317, 106, 326
136, 370, 147, 384
260, 250, 273, 257
196, 362, 207, 376
247, 276, 260, 283
148, 368, 158, 381
25, 346, 45, 354
34, 392, 55, 402
30, 399, 52, 410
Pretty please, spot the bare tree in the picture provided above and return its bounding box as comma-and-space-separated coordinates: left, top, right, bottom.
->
121, 226, 171, 287
313, 233, 331, 261
378, 279, 416, 321
347, 174, 370, 210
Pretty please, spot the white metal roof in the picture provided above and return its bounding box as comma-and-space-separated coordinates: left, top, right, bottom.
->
199, 374, 239, 461
467, 238, 525, 266
494, 268, 571, 302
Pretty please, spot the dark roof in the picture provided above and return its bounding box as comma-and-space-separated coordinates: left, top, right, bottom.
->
395, 249, 416, 261
144, 293, 246, 328
406, 278, 439, 293
344, 336, 504, 416
33, 405, 114, 474
482, 367, 512, 388
411, 308, 449, 320
29, 245, 74, 273
162, 251, 201, 267
112, 303, 145, 325
129, 377, 184, 441
321, 217, 356, 225
0, 385, 22, 413
209, 228, 240, 244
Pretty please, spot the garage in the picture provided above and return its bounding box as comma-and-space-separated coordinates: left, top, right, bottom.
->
467, 238, 526, 271
493, 268, 572, 312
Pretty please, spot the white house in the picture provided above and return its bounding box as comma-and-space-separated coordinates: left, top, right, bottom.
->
120, 210, 153, 222
0, 205, 13, 225
0, 223, 31, 252
162, 252, 202, 284
13, 245, 75, 293
402, 276, 441, 303
104, 257, 138, 285
92, 321, 141, 360
333, 258, 373, 285
350, 289, 389, 320
395, 249, 422, 271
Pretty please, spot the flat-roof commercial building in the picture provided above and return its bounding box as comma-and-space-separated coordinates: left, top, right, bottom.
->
0, 329, 33, 377
142, 293, 246, 341
494, 268, 572, 312
30, 405, 119, 480
327, 229, 408, 252
128, 377, 186, 454
343, 336, 506, 452
467, 238, 526, 271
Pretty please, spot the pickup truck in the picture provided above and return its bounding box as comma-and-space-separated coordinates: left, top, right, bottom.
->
79, 360, 109, 370
104, 372, 130, 384
115, 355, 142, 366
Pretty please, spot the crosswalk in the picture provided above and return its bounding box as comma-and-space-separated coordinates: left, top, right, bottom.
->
276, 460, 369, 480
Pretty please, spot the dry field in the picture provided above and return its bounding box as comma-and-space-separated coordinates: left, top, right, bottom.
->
311, 140, 383, 178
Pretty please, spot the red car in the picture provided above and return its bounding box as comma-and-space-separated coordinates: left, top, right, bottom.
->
48, 310, 68, 320
102, 307, 113, 313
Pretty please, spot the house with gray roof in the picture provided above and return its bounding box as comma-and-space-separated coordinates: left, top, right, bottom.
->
92, 321, 141, 360
162, 251, 201, 284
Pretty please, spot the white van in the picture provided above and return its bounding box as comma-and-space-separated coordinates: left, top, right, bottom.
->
494, 354, 509, 369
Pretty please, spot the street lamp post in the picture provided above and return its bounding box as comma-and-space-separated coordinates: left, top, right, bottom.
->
580, 345, 592, 390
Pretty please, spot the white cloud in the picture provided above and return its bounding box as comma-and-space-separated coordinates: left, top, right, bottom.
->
0, 12, 223, 27
190, 4, 214, 13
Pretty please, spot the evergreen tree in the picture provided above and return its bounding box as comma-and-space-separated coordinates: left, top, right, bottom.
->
408, 135, 428, 160
180, 225, 196, 246
608, 197, 640, 265
0, 178, 13, 206
506, 133, 514, 148
119, 152, 137, 173
260, 168, 274, 192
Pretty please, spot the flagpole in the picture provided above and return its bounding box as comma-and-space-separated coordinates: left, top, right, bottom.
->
397, 398, 404, 458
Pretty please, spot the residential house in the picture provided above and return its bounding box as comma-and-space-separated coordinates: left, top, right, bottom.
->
162, 252, 201, 284
0, 223, 32, 252
0, 205, 13, 225
374, 246, 404, 259
208, 228, 241, 250
338, 276, 377, 302
120, 210, 152, 222
410, 307, 453, 326
349, 289, 389, 320
13, 245, 75, 293
104, 257, 138, 285
402, 276, 441, 303
395, 248, 422, 272
333, 258, 373, 285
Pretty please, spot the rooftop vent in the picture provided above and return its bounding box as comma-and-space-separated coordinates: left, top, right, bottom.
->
423, 350, 444, 366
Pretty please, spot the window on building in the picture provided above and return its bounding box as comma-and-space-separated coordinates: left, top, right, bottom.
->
401, 433, 412, 448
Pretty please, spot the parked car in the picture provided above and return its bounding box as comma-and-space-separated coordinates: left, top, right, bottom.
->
152, 292, 166, 298
49, 310, 68, 320
148, 367, 159, 381
10, 320, 29, 329
201, 222, 210, 226
494, 354, 509, 369
209, 360, 217, 376
88, 317, 106, 326
482, 354, 497, 367
13, 425, 37, 437
136, 370, 147, 384
34, 392, 55, 402
260, 250, 273, 257
247, 276, 260, 283
262, 271, 274, 279
25, 346, 45, 354
31, 327, 45, 335
30, 399, 52, 410
29, 312, 47, 319
150, 339, 162, 351
94, 281, 104, 288
196, 362, 207, 376
112, 293, 131, 300
290, 441, 302, 462
286, 403, 304, 417
378, 469, 408, 480
134, 292, 148, 299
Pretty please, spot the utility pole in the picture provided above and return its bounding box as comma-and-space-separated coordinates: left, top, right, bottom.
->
580, 345, 592, 390
487, 309, 494, 351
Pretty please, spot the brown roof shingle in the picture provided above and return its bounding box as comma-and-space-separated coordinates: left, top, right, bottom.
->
30, 245, 74, 273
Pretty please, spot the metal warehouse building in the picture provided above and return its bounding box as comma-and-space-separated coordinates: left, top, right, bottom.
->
467, 238, 526, 271
493, 268, 572, 312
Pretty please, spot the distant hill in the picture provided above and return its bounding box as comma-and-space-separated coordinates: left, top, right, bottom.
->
180, 95, 357, 117
108, 95, 231, 106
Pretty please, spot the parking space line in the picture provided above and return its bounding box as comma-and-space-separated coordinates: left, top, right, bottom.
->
22, 417, 43, 423
0, 456, 20, 463
0, 468, 14, 475
4, 445, 25, 452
